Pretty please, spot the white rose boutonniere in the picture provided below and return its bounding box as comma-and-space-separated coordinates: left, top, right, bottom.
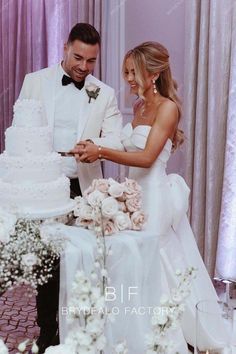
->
85, 83, 100, 103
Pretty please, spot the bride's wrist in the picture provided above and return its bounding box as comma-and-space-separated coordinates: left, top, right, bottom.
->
98, 145, 102, 159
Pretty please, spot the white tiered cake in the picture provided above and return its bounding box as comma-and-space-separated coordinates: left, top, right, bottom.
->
0, 99, 75, 218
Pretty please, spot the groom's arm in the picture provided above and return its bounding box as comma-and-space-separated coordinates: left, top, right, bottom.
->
87, 89, 124, 151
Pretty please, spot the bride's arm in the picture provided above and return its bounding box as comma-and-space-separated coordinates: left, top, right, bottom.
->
75, 101, 178, 168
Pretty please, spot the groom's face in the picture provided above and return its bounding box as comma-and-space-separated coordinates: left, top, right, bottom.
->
63, 39, 99, 82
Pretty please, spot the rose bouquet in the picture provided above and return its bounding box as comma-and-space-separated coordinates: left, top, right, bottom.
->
73, 178, 146, 236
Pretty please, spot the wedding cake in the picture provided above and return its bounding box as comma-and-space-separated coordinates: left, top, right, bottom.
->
0, 99, 74, 218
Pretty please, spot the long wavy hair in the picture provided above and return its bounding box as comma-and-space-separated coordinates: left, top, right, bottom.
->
122, 41, 184, 150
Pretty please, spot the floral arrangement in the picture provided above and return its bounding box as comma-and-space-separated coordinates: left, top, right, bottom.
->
85, 83, 100, 103
145, 267, 197, 354
0, 213, 65, 294
74, 178, 146, 236
0, 338, 38, 354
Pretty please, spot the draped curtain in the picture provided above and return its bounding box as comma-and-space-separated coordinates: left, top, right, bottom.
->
0, 0, 103, 152
183, 0, 236, 276
215, 3, 236, 281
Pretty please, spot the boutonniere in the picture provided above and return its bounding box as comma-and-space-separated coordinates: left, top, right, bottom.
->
85, 83, 100, 103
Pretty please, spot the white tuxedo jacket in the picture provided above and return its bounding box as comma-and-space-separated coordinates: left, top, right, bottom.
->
18, 64, 123, 193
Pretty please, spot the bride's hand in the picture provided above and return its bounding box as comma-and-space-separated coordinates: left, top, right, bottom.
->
77, 141, 100, 163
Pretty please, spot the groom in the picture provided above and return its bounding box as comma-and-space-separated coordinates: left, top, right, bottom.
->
18, 23, 123, 353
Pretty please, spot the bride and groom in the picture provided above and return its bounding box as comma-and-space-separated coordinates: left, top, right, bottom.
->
20, 23, 219, 353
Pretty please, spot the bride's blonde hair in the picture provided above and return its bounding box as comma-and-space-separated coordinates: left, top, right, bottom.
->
122, 41, 184, 150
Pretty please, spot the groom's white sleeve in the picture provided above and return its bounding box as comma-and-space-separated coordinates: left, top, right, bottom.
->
91, 89, 124, 151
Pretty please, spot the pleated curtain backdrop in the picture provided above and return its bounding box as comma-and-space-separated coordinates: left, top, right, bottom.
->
183, 0, 236, 276
0, 0, 102, 152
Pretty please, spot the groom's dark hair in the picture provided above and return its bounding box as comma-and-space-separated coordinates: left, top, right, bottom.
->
68, 23, 100, 46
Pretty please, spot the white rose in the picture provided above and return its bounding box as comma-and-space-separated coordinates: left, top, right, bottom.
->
21, 253, 38, 267
0, 339, 8, 354
125, 196, 141, 212
101, 197, 119, 218
108, 183, 124, 198
78, 204, 94, 220
113, 211, 131, 231
85, 83, 99, 93
87, 190, 106, 207
93, 179, 109, 193
131, 211, 146, 230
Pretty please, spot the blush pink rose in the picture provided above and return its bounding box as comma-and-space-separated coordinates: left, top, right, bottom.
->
123, 178, 142, 199
102, 219, 118, 236
125, 196, 141, 212
131, 211, 146, 230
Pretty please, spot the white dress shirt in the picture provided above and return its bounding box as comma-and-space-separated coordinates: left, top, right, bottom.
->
53, 64, 82, 178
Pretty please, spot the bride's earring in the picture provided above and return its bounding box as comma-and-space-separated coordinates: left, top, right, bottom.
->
152, 79, 157, 94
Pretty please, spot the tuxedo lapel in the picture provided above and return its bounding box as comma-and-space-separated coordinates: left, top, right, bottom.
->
76, 75, 98, 141
41, 65, 59, 130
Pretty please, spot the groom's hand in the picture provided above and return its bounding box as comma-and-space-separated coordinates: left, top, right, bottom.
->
69, 143, 85, 162
76, 141, 100, 163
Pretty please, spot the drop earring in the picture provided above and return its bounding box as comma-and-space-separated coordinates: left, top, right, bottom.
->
152, 78, 157, 94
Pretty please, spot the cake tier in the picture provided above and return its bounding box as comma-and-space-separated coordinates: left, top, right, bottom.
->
0, 176, 71, 215
13, 99, 46, 127
0, 152, 62, 183
5, 126, 52, 156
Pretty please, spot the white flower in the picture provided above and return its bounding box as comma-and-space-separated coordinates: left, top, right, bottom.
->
95, 334, 107, 350
31, 341, 39, 353
101, 197, 119, 218
45, 344, 73, 354
76, 329, 93, 346
0, 211, 17, 244
108, 182, 124, 198
93, 179, 109, 193
0, 339, 8, 354
131, 211, 146, 230
113, 211, 131, 231
85, 83, 99, 93
87, 190, 106, 207
160, 294, 169, 306
114, 340, 128, 353
86, 316, 104, 335
78, 204, 94, 220
21, 253, 38, 267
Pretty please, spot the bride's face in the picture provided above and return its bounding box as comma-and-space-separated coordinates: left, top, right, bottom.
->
124, 56, 153, 95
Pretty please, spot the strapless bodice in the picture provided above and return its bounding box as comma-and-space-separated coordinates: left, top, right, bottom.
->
120, 123, 190, 234
121, 122, 172, 163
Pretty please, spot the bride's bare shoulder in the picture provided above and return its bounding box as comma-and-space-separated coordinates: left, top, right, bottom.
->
154, 98, 179, 129
157, 99, 178, 118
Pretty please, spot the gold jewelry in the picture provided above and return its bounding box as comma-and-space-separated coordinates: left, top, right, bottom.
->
98, 145, 102, 159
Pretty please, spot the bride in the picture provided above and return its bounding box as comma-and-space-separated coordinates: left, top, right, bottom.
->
58, 42, 222, 353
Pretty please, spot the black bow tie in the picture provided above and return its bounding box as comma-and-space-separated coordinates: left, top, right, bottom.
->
62, 74, 85, 90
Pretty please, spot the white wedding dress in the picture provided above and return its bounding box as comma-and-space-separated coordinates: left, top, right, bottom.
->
59, 123, 224, 353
